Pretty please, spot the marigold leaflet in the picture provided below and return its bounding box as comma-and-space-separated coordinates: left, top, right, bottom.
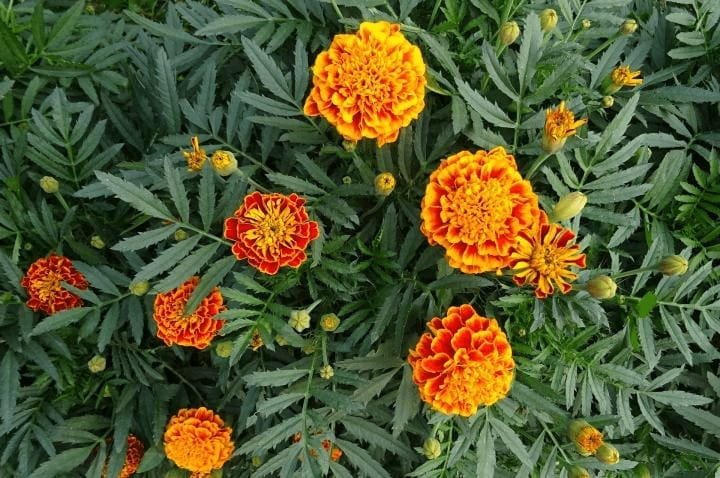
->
102, 435, 144, 478
183, 136, 207, 171
163, 407, 234, 475
408, 304, 515, 416
420, 147, 541, 274
542, 101, 587, 154
153, 276, 226, 349
224, 192, 319, 275
304, 21, 426, 147
21, 254, 89, 315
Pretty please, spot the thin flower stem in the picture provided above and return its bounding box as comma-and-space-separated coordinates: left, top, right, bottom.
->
585, 34, 620, 60
438, 419, 455, 478
53, 191, 70, 212
540, 421, 572, 463
524, 153, 550, 179
610, 266, 657, 280
178, 221, 233, 247
331, 0, 343, 20
159, 362, 206, 404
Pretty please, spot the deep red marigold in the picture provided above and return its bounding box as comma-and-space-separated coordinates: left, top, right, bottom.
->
223, 192, 319, 275
420, 147, 541, 274
408, 304, 515, 417
102, 434, 145, 478
21, 254, 88, 315
164, 407, 234, 475
153, 276, 226, 349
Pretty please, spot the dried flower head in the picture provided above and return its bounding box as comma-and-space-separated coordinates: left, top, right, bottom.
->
304, 21, 426, 147
224, 192, 319, 275
542, 101, 587, 154
21, 254, 89, 315
164, 407, 234, 475
153, 276, 226, 349
102, 435, 144, 478
420, 147, 541, 274
408, 304, 515, 416
183, 136, 207, 172
211, 150, 238, 176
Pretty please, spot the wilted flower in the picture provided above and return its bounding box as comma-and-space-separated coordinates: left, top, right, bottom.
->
88, 355, 106, 373
183, 136, 207, 172
499, 21, 520, 45
21, 254, 89, 315
129, 281, 150, 296
552, 192, 587, 222
568, 419, 604, 456
658, 255, 688, 276
603, 66, 643, 95
102, 435, 144, 478
319, 364, 334, 379
224, 192, 320, 275
420, 147, 541, 274
90, 235, 105, 249
620, 19, 638, 35
250, 330, 264, 351
163, 407, 234, 475
585, 275, 617, 300
567, 464, 591, 478
408, 304, 515, 416
320, 313, 340, 332
289, 309, 311, 332
375, 172, 396, 196
211, 150, 238, 176
304, 21, 426, 147
540, 9, 558, 32
542, 101, 587, 154
595, 442, 620, 464
602, 96, 615, 108
423, 438, 442, 459
40, 176, 59, 193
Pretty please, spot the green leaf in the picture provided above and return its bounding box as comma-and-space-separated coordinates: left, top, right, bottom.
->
196, 15, 267, 35
266, 173, 325, 196
335, 438, 391, 478
392, 365, 420, 437
30, 307, 92, 336
155, 48, 180, 133
598, 364, 649, 387
95, 171, 173, 220
336, 356, 405, 371
673, 406, 720, 439
236, 91, 301, 116
586, 184, 653, 204
659, 307, 693, 365
164, 158, 190, 222
111, 224, 179, 252
184, 255, 235, 314
351, 369, 400, 404
257, 392, 305, 416
198, 166, 215, 231
0, 250, 24, 294
155, 242, 220, 292
637, 317, 659, 369
341, 415, 416, 459
666, 11, 696, 26
457, 80, 515, 128
647, 390, 712, 407
476, 421, 495, 478
135, 446, 165, 473
27, 446, 94, 478
481, 42, 517, 100
0, 351, 19, 425
124, 10, 205, 44
592, 93, 639, 162
490, 417, 533, 468
428, 274, 494, 291
134, 235, 201, 283
45, 0, 85, 51
651, 433, 720, 460
517, 12, 542, 93
237, 416, 303, 455
241, 36, 295, 104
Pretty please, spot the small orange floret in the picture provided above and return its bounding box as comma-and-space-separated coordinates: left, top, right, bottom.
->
102, 435, 145, 478
21, 254, 88, 315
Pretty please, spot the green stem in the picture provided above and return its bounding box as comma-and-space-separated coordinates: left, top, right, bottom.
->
610, 266, 657, 280
331, 0, 343, 20
438, 419, 455, 478
539, 421, 572, 463
524, 153, 550, 179
53, 191, 70, 212
177, 221, 233, 247
585, 34, 620, 60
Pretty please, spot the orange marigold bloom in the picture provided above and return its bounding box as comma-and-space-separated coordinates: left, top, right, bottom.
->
223, 192, 319, 275
568, 419, 604, 456
103, 435, 145, 478
304, 21, 426, 147
183, 136, 207, 172
408, 304, 515, 417
508, 213, 587, 298
603, 66, 643, 94
153, 276, 226, 349
542, 101, 587, 154
164, 407, 234, 475
21, 254, 88, 315
420, 147, 541, 274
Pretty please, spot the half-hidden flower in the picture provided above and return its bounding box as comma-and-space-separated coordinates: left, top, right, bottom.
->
129, 281, 150, 296
568, 419, 604, 456
568, 465, 591, 478
163, 407, 234, 475
21, 254, 89, 315
407, 304, 515, 417
420, 147, 541, 274
508, 213, 587, 299
215, 340, 233, 358
499, 21, 521, 45
658, 255, 688, 276
595, 442, 620, 464
304, 21, 426, 147
320, 313, 340, 332
102, 434, 144, 478
250, 330, 264, 351
540, 9, 558, 32
211, 150, 238, 177
183, 136, 207, 172
603, 66, 643, 95
375, 172, 396, 196
223, 192, 320, 275
542, 101, 587, 154
152, 276, 226, 349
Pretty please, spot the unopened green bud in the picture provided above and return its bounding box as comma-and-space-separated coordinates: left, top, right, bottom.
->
581, 19, 591, 29
423, 438, 442, 460
215, 341, 233, 358
620, 18, 638, 35
595, 442, 620, 464
129, 281, 150, 296
540, 9, 558, 32
568, 465, 591, 478
342, 176, 352, 185
633, 463, 651, 478
251, 455, 263, 467
174, 229, 188, 241
289, 309, 311, 332
40, 176, 59, 194
499, 21, 521, 45
375, 172, 396, 196
87, 355, 106, 373
90, 235, 105, 249
602, 96, 614, 108
552, 192, 587, 222
319, 364, 334, 379
586, 275, 617, 300
658, 255, 688, 276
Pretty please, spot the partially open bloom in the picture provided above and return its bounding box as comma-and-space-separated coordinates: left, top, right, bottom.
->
211, 150, 238, 176
289, 309, 311, 332
153, 276, 226, 349
603, 66, 643, 95
21, 254, 89, 315
542, 101, 587, 154
103, 435, 144, 478
602, 95, 614, 108
319, 364, 334, 379
508, 215, 587, 298
540, 9, 558, 32
88, 355, 106, 373
224, 192, 319, 275
320, 313, 340, 332
408, 304, 515, 417
568, 419, 604, 456
183, 136, 207, 172
164, 407, 234, 475
420, 147, 541, 274
304, 21, 426, 147
499, 21, 520, 45
375, 172, 396, 196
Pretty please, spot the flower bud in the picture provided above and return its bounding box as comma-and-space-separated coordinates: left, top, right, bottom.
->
633, 463, 651, 478
540, 9, 558, 32
289, 309, 311, 332
215, 341, 233, 358
422, 438, 442, 460
499, 21, 521, 45
568, 419, 604, 456
211, 150, 238, 177
581, 19, 591, 29
319, 364, 334, 379
595, 442, 620, 464
302, 344, 316, 355
585, 275, 617, 300
342, 140, 357, 152
320, 313, 340, 332
90, 235, 105, 249
275, 335, 289, 346
552, 192, 587, 222
602, 96, 614, 108
174, 229, 188, 241
40, 176, 59, 194
87, 355, 106, 373
251, 455, 263, 467
129, 281, 150, 296
567, 465, 591, 478
620, 19, 638, 35
658, 255, 688, 276
375, 172, 396, 196
342, 176, 352, 185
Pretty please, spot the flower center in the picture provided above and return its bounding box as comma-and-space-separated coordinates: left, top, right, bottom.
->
529, 244, 563, 275
244, 202, 297, 254
34, 271, 63, 302
444, 179, 512, 243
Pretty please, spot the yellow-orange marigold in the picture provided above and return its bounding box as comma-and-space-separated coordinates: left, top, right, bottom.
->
223, 192, 319, 275
304, 21, 426, 147
21, 254, 89, 315
408, 304, 515, 417
420, 147, 541, 274
153, 276, 226, 349
568, 419, 604, 456
508, 213, 587, 298
183, 136, 207, 172
542, 101, 587, 153
164, 407, 234, 475
103, 434, 145, 478
603, 66, 643, 94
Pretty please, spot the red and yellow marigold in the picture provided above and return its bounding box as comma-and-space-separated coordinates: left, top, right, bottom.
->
21, 254, 89, 315
420, 147, 541, 274
542, 101, 587, 154
408, 304, 515, 417
102, 434, 145, 478
304, 21, 426, 147
153, 276, 226, 349
223, 192, 319, 275
164, 407, 234, 475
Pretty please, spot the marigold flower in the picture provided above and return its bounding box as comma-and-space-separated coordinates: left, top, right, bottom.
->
183, 136, 207, 172
420, 147, 541, 274
508, 216, 587, 299
304, 21, 426, 147
603, 66, 643, 95
408, 304, 515, 417
320, 313, 340, 332
21, 254, 89, 315
658, 255, 688, 276
375, 172, 396, 196
40, 176, 59, 193
164, 407, 234, 475
211, 150, 238, 176
153, 276, 226, 349
542, 101, 587, 154
540, 9, 558, 32
224, 192, 319, 275
568, 419, 604, 456
250, 330, 264, 351
102, 435, 144, 478
499, 21, 521, 45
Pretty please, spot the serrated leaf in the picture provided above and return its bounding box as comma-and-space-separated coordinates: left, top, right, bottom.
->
334, 438, 391, 478
490, 417, 532, 468
95, 172, 173, 220
457, 81, 515, 128
651, 433, 720, 460
351, 369, 400, 404
135, 235, 201, 283
592, 93, 639, 162
517, 12, 542, 93
481, 42, 517, 100
241, 36, 295, 104
155, 48, 180, 132
184, 255, 235, 314
155, 242, 220, 292
266, 173, 325, 196
112, 224, 179, 252
637, 316, 659, 369
196, 15, 267, 35
198, 165, 215, 230
237, 416, 303, 455
30, 307, 92, 336
647, 390, 712, 407
124, 10, 205, 44
27, 446, 94, 478
164, 158, 190, 222
392, 365, 420, 437
476, 421, 495, 478
257, 393, 305, 416
659, 307, 693, 365
341, 415, 416, 459
1, 351, 19, 425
